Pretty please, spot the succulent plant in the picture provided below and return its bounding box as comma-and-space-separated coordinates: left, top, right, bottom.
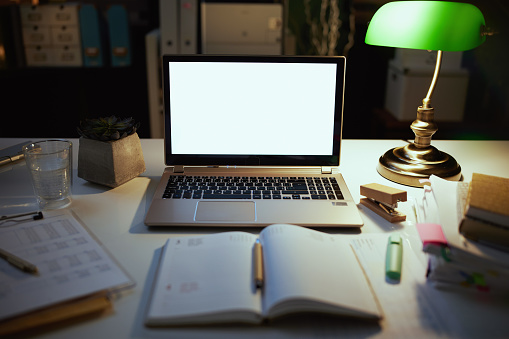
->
77, 116, 140, 141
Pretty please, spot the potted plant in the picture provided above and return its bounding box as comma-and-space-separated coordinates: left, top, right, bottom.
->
77, 116, 146, 187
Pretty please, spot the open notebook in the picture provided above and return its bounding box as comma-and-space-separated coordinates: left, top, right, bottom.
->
145, 55, 363, 227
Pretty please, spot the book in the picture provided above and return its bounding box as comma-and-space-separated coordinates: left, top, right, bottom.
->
416, 175, 509, 294
145, 224, 382, 326
459, 173, 509, 248
460, 217, 509, 249
418, 176, 509, 266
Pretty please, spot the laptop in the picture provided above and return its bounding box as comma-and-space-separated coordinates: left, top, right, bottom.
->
145, 55, 363, 227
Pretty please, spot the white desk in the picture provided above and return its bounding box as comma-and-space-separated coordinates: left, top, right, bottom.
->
1, 138, 509, 338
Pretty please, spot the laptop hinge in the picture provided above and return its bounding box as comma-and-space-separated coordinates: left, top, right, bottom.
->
173, 165, 185, 173
321, 166, 333, 174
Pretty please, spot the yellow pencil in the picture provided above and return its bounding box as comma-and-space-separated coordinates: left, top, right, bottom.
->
254, 239, 263, 288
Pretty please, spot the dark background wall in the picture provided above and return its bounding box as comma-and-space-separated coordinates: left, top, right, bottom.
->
1, 0, 507, 140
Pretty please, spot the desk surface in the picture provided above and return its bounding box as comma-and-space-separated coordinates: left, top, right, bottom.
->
1, 138, 509, 338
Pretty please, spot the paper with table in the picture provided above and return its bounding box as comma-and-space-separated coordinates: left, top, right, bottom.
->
0, 210, 134, 322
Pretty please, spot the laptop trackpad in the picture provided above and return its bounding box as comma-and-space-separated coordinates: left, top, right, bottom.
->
195, 201, 256, 221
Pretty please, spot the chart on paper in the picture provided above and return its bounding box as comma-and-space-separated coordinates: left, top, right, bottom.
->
0, 211, 133, 321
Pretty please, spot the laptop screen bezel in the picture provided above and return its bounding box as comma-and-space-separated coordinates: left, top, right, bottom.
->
162, 55, 345, 167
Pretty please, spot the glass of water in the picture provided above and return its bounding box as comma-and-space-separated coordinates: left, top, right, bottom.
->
22, 140, 72, 210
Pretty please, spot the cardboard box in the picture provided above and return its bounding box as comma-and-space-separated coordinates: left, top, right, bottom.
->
385, 58, 469, 122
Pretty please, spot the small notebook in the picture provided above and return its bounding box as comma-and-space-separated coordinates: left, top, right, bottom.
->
145, 224, 381, 326
145, 55, 363, 227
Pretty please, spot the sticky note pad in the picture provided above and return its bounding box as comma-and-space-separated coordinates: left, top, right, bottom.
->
416, 223, 447, 246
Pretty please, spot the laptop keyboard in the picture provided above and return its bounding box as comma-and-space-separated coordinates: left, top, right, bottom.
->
162, 176, 344, 200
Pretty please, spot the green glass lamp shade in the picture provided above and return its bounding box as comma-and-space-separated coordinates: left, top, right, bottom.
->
365, 1, 486, 51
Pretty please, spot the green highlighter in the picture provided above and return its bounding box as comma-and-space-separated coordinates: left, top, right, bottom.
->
386, 233, 403, 280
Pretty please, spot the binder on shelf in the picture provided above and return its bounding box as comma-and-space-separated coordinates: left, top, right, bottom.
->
79, 4, 104, 67
107, 5, 131, 67
145, 29, 164, 138
179, 0, 198, 54
159, 0, 178, 55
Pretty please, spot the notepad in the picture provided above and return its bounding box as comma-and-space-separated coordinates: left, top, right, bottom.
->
0, 210, 134, 323
145, 224, 382, 326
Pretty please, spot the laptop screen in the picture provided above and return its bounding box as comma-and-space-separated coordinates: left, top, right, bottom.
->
162, 55, 346, 167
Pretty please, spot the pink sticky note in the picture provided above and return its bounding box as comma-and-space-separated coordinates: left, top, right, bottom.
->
416, 223, 447, 246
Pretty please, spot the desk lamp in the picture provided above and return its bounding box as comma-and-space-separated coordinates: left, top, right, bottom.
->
365, 1, 489, 187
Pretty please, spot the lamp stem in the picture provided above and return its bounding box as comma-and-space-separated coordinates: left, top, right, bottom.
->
422, 50, 442, 108
377, 48, 461, 187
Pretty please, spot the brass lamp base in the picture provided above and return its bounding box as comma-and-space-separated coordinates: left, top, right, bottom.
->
377, 50, 463, 187
377, 143, 461, 187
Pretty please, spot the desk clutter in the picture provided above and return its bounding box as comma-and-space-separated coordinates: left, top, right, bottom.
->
145, 224, 382, 326
416, 174, 509, 294
0, 211, 134, 336
2, 134, 509, 336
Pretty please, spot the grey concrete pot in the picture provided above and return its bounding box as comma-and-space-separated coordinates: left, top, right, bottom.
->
77, 133, 146, 187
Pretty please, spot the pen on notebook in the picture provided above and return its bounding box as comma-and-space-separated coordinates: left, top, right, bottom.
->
0, 247, 39, 274
254, 239, 263, 288
385, 233, 403, 281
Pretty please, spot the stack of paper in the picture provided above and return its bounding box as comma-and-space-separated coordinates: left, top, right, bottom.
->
415, 176, 509, 294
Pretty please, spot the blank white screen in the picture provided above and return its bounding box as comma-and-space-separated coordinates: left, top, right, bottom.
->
169, 62, 338, 155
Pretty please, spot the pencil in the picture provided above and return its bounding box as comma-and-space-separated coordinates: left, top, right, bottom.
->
0, 247, 39, 274
254, 239, 263, 288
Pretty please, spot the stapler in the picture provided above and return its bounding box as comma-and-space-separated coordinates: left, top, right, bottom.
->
360, 183, 407, 222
